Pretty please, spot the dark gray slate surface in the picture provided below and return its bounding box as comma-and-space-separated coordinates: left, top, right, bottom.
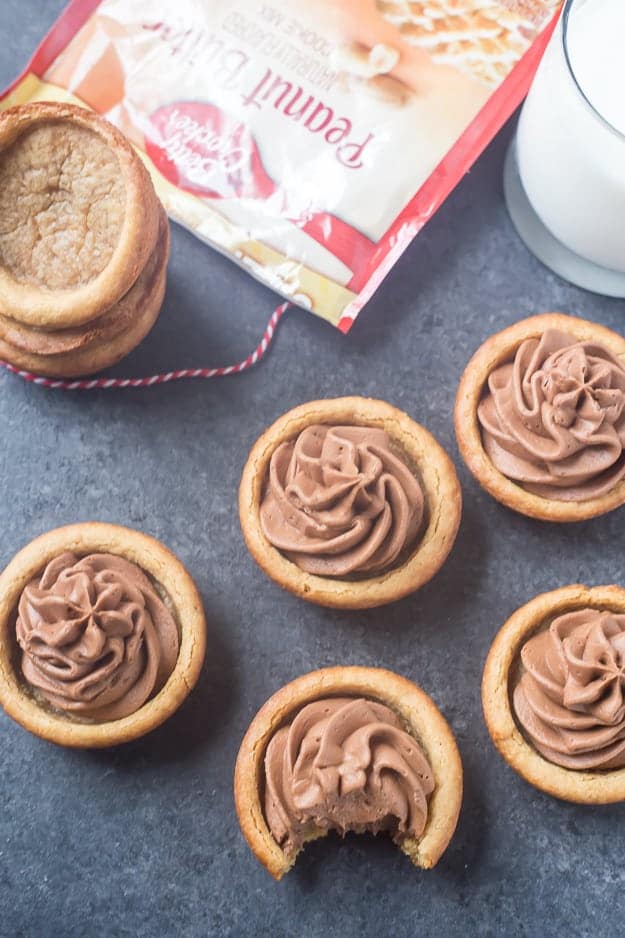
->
1, 4, 624, 936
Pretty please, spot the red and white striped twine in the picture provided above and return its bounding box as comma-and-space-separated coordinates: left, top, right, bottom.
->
0, 301, 290, 390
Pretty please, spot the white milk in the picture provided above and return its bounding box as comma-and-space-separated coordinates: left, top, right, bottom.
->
516, 0, 625, 273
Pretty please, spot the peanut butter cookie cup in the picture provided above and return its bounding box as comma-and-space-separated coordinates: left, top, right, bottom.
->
234, 666, 462, 879
239, 397, 462, 608
483, 584, 625, 803
0, 102, 160, 328
0, 103, 169, 376
0, 523, 206, 747
455, 313, 625, 522
0, 206, 169, 377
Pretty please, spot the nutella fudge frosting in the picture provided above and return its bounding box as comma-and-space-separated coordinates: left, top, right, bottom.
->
16, 552, 179, 722
478, 329, 625, 501
260, 425, 424, 576
264, 696, 434, 857
513, 609, 625, 770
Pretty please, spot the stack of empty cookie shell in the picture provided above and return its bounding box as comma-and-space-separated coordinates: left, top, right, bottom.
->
0, 102, 169, 377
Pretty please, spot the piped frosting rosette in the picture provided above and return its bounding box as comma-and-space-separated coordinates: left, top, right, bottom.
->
514, 609, 625, 770
478, 329, 625, 501
264, 696, 434, 858
16, 551, 179, 721
482, 584, 625, 803
260, 425, 424, 576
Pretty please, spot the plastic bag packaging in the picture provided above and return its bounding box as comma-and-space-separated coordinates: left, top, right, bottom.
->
1, 0, 561, 331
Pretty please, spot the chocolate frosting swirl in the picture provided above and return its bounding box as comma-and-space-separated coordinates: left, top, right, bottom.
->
513, 609, 625, 770
478, 329, 625, 501
16, 552, 179, 722
264, 697, 434, 857
260, 425, 424, 576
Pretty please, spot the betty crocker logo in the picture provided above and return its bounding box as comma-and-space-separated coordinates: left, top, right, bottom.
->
146, 102, 274, 200
146, 100, 376, 273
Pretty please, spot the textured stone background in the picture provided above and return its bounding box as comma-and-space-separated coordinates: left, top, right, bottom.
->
1, 4, 624, 936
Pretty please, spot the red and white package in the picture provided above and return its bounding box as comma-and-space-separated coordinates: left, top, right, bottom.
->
1, 0, 561, 332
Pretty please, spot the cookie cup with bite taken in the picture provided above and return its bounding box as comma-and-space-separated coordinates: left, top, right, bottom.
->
234, 666, 463, 879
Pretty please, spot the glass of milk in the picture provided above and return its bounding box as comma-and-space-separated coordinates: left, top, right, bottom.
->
504, 0, 625, 296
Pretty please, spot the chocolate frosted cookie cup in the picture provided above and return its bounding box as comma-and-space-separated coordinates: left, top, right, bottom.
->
482, 585, 625, 803
239, 397, 462, 609
455, 313, 625, 522
0, 523, 206, 747
234, 667, 462, 879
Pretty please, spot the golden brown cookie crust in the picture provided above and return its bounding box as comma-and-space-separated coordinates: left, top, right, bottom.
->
0, 208, 169, 377
455, 312, 625, 522
234, 666, 463, 879
482, 584, 625, 804
0, 206, 167, 357
0, 102, 160, 329
0, 523, 206, 748
239, 397, 462, 609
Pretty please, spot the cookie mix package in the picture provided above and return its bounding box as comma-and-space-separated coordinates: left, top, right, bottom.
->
1, 0, 560, 331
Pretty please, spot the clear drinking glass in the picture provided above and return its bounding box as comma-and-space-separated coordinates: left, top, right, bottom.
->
504, 0, 625, 296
